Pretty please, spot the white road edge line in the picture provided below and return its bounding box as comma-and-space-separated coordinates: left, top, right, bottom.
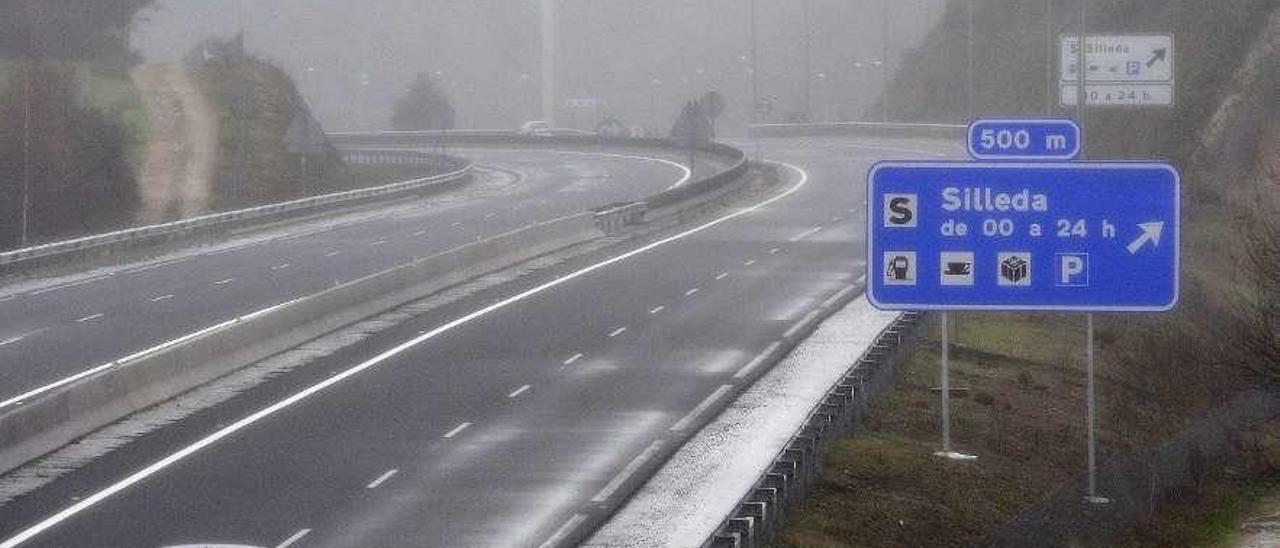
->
442, 422, 472, 439
275, 528, 311, 548
563, 353, 584, 366
0, 161, 811, 548
669, 385, 735, 432
591, 441, 666, 503
508, 385, 532, 399
608, 327, 627, 338
733, 342, 783, 380
365, 469, 399, 489
538, 514, 588, 548
540, 150, 693, 190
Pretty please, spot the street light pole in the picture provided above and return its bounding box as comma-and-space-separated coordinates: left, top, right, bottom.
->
541, 0, 557, 127
803, 0, 812, 122
881, 0, 890, 122
21, 55, 31, 247
966, 0, 975, 122
750, 0, 759, 125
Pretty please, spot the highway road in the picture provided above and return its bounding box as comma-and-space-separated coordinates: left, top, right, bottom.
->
0, 136, 959, 548
0, 147, 694, 409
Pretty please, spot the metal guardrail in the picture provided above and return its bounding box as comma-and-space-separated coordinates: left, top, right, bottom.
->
0, 151, 471, 270
748, 121, 966, 140
703, 311, 925, 548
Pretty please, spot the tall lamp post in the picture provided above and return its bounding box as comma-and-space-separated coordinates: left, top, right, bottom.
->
541, 0, 557, 126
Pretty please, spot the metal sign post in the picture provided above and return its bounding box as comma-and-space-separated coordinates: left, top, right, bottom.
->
867, 126, 1180, 470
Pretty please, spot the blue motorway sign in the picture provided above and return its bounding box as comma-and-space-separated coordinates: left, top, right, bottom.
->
867, 162, 1179, 311
967, 119, 1081, 161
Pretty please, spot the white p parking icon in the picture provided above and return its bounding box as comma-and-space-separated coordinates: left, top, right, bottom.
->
1056, 253, 1089, 287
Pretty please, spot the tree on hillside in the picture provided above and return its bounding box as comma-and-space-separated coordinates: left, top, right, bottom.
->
390, 73, 456, 131
0, 0, 156, 63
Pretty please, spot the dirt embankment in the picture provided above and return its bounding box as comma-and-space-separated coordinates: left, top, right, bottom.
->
131, 64, 218, 223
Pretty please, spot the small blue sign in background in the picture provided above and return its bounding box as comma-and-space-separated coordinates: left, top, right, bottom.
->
968, 118, 1081, 161
867, 162, 1179, 311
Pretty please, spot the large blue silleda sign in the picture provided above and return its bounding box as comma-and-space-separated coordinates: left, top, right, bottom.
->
867, 162, 1180, 311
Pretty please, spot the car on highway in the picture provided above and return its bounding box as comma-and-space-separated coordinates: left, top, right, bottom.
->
519, 120, 553, 137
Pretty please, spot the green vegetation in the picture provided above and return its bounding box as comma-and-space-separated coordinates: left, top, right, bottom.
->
775, 315, 1280, 548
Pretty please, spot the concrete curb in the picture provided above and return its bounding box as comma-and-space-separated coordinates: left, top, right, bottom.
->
700, 311, 925, 548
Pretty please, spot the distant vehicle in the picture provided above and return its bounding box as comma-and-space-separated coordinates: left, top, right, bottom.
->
519, 120, 553, 136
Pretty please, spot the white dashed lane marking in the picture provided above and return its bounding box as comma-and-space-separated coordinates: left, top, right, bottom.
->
442, 422, 472, 439
563, 353, 584, 366
508, 385, 531, 399
75, 314, 104, 324
649, 306, 665, 315
684, 288, 699, 297
271, 263, 291, 271
608, 327, 628, 338
149, 295, 174, 302
324, 251, 342, 257
275, 528, 311, 548
0, 337, 24, 348
213, 278, 235, 286
365, 469, 399, 489
715, 272, 729, 281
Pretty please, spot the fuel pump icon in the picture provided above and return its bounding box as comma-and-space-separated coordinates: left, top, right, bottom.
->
883, 252, 916, 285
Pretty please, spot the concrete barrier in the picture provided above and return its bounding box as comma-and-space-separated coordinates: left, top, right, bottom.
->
0, 212, 598, 474
0, 138, 751, 476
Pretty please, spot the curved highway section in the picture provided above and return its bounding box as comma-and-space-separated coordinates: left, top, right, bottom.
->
0, 136, 959, 548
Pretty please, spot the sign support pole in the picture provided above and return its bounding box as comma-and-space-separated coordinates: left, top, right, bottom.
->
1084, 313, 1110, 504
935, 312, 976, 461
1076, 0, 1087, 156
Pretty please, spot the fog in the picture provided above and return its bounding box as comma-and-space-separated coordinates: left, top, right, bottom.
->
134, 1, 942, 134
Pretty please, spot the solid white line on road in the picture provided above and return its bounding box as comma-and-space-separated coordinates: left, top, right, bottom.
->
213, 278, 235, 286
365, 469, 399, 489
275, 528, 311, 548
684, 288, 699, 297
790, 226, 823, 242
670, 385, 735, 432
649, 306, 665, 315
508, 385, 531, 399
442, 422, 472, 439
75, 314, 104, 324
539, 150, 693, 190
0, 337, 24, 348
0, 161, 813, 548
271, 263, 291, 271
591, 441, 666, 503
539, 514, 588, 548
324, 251, 342, 257
783, 310, 824, 340
744, 259, 756, 266
563, 353, 584, 366
733, 342, 783, 380
608, 327, 627, 338
715, 272, 729, 281
149, 295, 175, 303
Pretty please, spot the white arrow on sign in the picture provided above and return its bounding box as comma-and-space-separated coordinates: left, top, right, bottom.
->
1126, 221, 1165, 254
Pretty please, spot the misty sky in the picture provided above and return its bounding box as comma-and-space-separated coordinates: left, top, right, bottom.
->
134, 0, 943, 134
